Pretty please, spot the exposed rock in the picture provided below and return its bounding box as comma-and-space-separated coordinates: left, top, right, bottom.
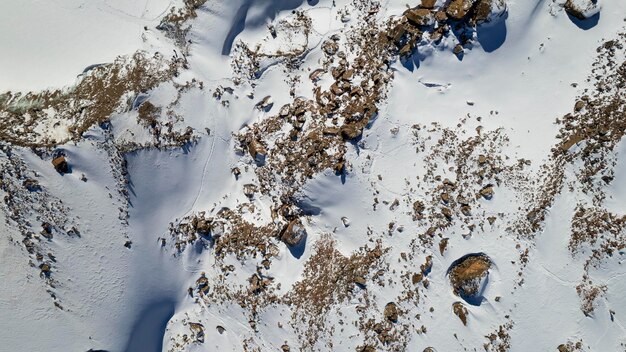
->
255, 95, 273, 111
446, 0, 477, 20
479, 185, 494, 199
384, 302, 399, 322
354, 275, 366, 287
420, 0, 437, 9
248, 140, 267, 164
564, 0, 600, 20
439, 238, 449, 255
216, 325, 225, 334
452, 302, 469, 325
52, 156, 70, 174
453, 44, 464, 55
189, 322, 205, 343
448, 254, 492, 302
280, 218, 307, 247
243, 184, 258, 199
405, 8, 435, 27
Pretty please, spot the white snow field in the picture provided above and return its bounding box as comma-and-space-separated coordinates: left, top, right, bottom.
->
1, 0, 626, 351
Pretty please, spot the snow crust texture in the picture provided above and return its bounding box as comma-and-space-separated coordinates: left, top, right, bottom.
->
1, 0, 626, 351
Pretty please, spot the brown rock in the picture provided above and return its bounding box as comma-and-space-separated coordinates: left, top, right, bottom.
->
248, 140, 267, 163
52, 156, 69, 174
448, 254, 491, 299
452, 302, 469, 325
421, 0, 437, 9
446, 0, 477, 20
564, 0, 598, 20
384, 302, 399, 322
280, 219, 307, 247
405, 8, 435, 27
439, 238, 449, 255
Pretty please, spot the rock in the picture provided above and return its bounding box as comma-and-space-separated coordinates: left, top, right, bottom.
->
473, 0, 507, 24
439, 238, 449, 255
405, 8, 435, 27
434, 11, 448, 22
52, 155, 70, 174
354, 275, 366, 287
189, 322, 205, 343
232, 167, 241, 179
216, 325, 226, 334
413, 200, 425, 218
40, 263, 51, 275
479, 185, 494, 200
453, 44, 464, 55
564, 0, 600, 20
446, 0, 477, 20
341, 216, 350, 227
420, 0, 437, 9
421, 255, 433, 274
255, 95, 273, 110
196, 219, 211, 235
243, 184, 258, 199
384, 302, 399, 322
248, 140, 267, 164
452, 302, 469, 325
281, 344, 291, 352
448, 254, 491, 301
340, 122, 363, 140
22, 178, 41, 192
574, 100, 585, 112
280, 219, 307, 247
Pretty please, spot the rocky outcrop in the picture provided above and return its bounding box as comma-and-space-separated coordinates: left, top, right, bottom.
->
448, 254, 492, 303
564, 0, 600, 20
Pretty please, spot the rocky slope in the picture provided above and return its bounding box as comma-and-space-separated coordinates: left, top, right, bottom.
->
1, 0, 625, 351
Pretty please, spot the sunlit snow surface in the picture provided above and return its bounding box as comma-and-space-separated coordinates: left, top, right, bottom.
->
1, 0, 626, 351
0, 0, 173, 92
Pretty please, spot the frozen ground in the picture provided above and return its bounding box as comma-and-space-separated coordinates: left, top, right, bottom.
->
1, 0, 626, 351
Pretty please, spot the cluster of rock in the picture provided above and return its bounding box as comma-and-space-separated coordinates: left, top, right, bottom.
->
563, 0, 600, 20
386, 0, 507, 57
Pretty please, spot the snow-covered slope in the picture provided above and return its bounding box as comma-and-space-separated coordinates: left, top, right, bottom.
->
1, 0, 626, 351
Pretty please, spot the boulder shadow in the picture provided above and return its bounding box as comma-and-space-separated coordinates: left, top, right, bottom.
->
476, 12, 508, 53
567, 12, 600, 30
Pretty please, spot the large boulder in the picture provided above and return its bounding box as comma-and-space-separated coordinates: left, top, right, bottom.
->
448, 254, 492, 303
405, 8, 435, 27
446, 0, 478, 20
564, 0, 600, 20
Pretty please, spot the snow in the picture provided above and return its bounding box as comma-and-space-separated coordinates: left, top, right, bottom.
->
1, 0, 626, 351
0, 0, 175, 92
